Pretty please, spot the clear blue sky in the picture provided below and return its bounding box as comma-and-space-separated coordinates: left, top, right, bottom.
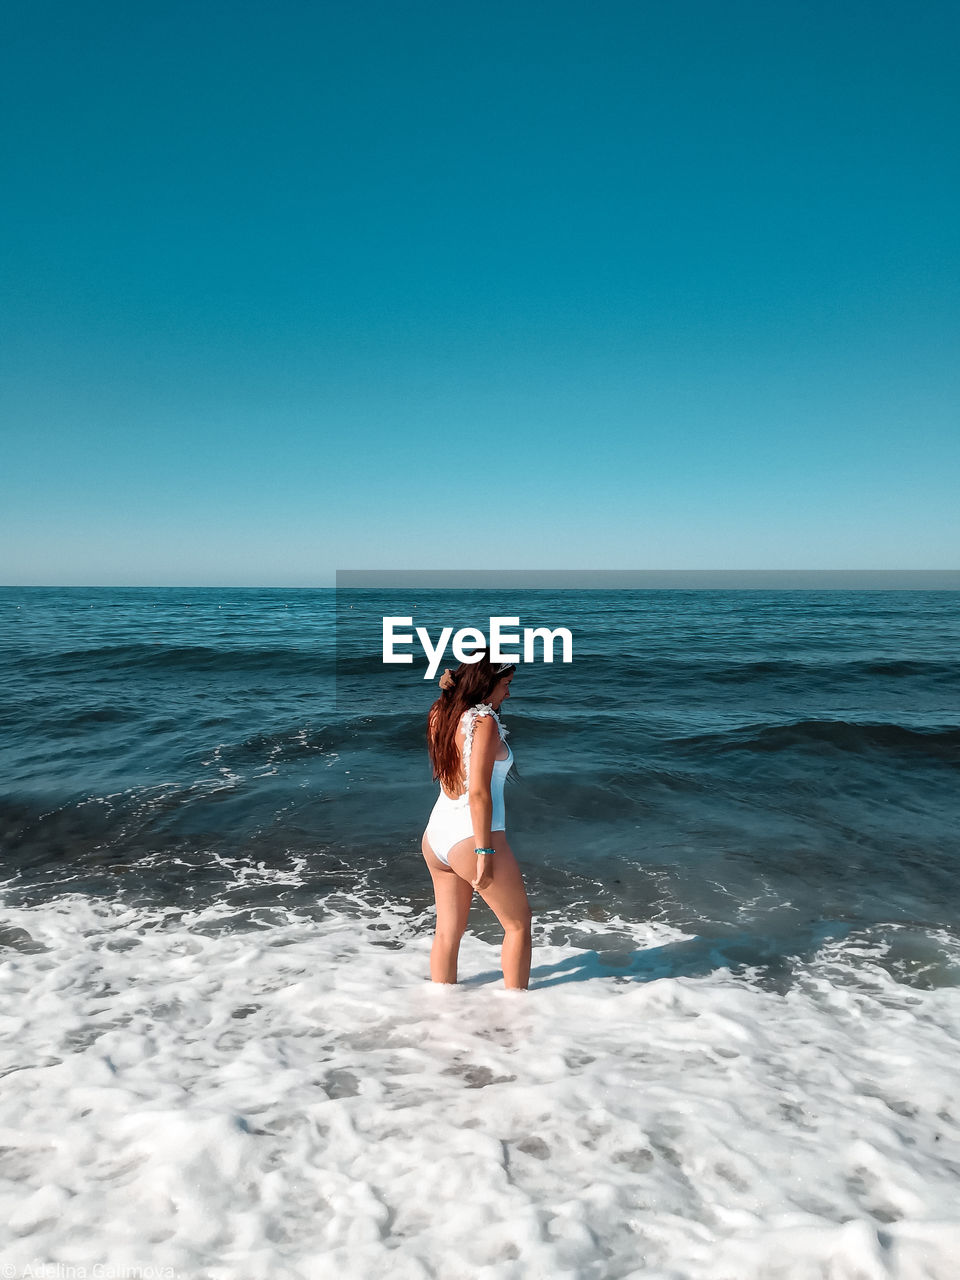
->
2, 0, 958, 585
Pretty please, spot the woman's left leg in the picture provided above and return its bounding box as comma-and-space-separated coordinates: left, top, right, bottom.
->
447, 833, 532, 989
421, 832, 474, 983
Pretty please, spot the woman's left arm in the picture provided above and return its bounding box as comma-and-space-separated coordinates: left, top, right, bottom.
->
467, 714, 499, 890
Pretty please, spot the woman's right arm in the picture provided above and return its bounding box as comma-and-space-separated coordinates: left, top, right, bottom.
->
467, 714, 499, 890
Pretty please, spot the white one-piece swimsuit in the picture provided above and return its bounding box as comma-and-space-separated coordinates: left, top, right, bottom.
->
425, 703, 513, 865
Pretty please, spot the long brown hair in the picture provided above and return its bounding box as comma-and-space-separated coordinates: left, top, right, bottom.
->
427, 652, 516, 794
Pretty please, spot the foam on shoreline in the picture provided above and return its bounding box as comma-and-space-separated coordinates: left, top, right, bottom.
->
2, 890, 959, 1279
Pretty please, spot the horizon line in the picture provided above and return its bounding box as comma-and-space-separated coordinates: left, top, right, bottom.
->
4, 569, 960, 591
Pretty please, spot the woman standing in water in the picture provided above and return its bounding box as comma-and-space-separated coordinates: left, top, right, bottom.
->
421, 653, 532, 989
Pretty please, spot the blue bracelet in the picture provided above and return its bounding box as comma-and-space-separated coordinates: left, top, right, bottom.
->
475, 847, 495, 856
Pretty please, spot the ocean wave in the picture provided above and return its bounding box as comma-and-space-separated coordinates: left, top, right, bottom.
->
688, 656, 960, 684
19, 643, 336, 677
207, 713, 428, 768
675, 719, 960, 761
581, 653, 960, 685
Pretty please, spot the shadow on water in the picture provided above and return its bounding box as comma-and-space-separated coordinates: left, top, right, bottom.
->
463, 920, 854, 993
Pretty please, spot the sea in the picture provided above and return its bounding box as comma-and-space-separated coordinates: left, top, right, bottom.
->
1, 586, 959, 1280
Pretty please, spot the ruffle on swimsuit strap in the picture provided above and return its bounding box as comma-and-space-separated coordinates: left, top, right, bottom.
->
461, 703, 508, 789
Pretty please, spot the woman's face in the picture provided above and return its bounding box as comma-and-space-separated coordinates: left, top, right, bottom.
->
489, 672, 513, 710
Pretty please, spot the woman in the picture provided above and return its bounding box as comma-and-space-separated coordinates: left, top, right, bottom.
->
421, 653, 532, 989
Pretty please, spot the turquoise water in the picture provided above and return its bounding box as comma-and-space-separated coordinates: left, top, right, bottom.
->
2, 586, 958, 985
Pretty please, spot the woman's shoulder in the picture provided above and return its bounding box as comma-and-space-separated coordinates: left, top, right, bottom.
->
462, 701, 499, 724
462, 703, 507, 740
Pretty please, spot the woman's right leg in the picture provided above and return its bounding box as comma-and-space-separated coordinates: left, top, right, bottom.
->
447, 833, 532, 990
421, 833, 473, 983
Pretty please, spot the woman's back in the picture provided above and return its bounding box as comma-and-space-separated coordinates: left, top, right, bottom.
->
437, 704, 512, 801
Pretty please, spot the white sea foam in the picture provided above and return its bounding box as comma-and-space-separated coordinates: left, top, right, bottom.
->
1, 889, 959, 1279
